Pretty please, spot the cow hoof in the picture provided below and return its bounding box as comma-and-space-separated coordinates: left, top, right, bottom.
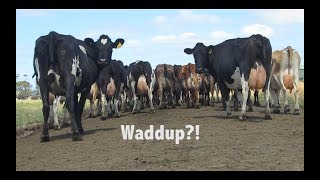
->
88, 114, 93, 118
114, 114, 120, 118
150, 109, 155, 113
72, 132, 83, 141
239, 116, 246, 121
101, 116, 107, 121
254, 102, 261, 107
226, 112, 232, 118
79, 129, 85, 135
248, 107, 253, 112
273, 108, 280, 114
40, 135, 50, 143
293, 109, 300, 115
108, 113, 112, 118
54, 125, 61, 130
284, 107, 290, 113
195, 105, 200, 109
265, 114, 272, 120
62, 122, 69, 126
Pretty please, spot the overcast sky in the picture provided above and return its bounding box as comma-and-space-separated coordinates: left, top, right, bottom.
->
16, 9, 304, 89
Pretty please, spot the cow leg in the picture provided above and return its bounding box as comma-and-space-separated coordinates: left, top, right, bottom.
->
40, 87, 51, 143
53, 96, 61, 130
114, 98, 120, 118
48, 104, 54, 129
106, 97, 112, 118
98, 97, 102, 116
195, 89, 200, 109
171, 88, 176, 109
273, 89, 281, 114
137, 95, 141, 113
293, 82, 300, 115
89, 99, 94, 118
158, 87, 164, 109
233, 91, 240, 111
121, 91, 127, 112
101, 93, 108, 120
282, 89, 290, 113
131, 81, 139, 114
254, 90, 260, 106
148, 86, 155, 113
62, 102, 68, 126
239, 75, 249, 121
65, 80, 82, 141
247, 90, 253, 112
77, 90, 89, 135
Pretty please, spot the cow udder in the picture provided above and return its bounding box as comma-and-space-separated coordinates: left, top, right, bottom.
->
137, 75, 149, 94
283, 69, 294, 91
106, 78, 116, 96
248, 65, 266, 90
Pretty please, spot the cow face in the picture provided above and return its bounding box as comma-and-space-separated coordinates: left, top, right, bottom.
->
94, 35, 124, 65
184, 43, 212, 74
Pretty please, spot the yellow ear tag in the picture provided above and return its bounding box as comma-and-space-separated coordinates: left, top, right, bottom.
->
117, 42, 123, 48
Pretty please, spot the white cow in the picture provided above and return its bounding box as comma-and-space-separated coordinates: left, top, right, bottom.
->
270, 46, 301, 115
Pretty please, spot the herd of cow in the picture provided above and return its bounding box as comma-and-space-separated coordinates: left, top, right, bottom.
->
32, 31, 301, 142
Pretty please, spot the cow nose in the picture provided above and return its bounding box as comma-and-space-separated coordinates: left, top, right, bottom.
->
100, 59, 106, 62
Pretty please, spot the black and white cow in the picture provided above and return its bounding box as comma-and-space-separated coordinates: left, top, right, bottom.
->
99, 60, 127, 120
33, 31, 99, 142
184, 34, 272, 120
127, 60, 156, 113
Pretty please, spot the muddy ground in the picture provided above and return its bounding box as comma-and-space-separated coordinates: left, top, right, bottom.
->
16, 103, 304, 171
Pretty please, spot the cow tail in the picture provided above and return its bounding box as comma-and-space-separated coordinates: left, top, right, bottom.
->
32, 52, 37, 79
48, 31, 55, 68
164, 64, 168, 79
287, 46, 293, 75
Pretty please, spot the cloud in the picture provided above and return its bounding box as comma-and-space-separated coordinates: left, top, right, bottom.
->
242, 24, 274, 37
151, 35, 177, 43
255, 9, 304, 24
210, 30, 234, 39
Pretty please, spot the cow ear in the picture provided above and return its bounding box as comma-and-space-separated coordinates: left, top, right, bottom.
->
113, 38, 125, 49
208, 45, 214, 54
84, 38, 95, 46
184, 48, 194, 55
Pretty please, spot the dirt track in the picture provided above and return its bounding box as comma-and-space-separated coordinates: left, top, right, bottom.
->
16, 103, 304, 171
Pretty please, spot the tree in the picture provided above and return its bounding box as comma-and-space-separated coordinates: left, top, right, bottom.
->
16, 81, 32, 99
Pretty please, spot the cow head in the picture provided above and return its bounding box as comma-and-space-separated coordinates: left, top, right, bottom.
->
184, 43, 212, 74
93, 35, 125, 65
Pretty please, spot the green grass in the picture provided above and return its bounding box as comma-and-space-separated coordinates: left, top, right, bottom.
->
16, 99, 91, 127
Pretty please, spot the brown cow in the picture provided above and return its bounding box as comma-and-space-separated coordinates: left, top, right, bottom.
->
270, 46, 301, 115
155, 64, 176, 109
181, 63, 201, 108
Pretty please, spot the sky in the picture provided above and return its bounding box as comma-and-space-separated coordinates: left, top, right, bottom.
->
16, 9, 304, 89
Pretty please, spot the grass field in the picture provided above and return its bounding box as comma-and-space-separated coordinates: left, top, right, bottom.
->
16, 98, 91, 127
16, 81, 304, 127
